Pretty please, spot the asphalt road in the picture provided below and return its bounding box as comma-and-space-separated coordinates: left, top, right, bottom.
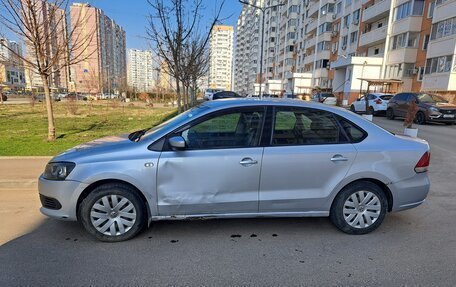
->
0, 117, 455, 286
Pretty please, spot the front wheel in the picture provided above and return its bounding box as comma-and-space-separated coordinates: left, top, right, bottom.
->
330, 181, 388, 235
415, 111, 426, 125
79, 183, 146, 242
350, 105, 356, 112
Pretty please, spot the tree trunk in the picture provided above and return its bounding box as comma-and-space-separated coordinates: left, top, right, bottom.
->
175, 78, 182, 113
41, 74, 56, 141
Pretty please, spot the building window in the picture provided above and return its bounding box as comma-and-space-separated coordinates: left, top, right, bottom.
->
342, 35, 348, 47
374, 48, 380, 55
422, 34, 430, 50
344, 15, 351, 28
430, 17, 456, 40
417, 67, 424, 81
425, 55, 453, 74
427, 1, 435, 18
390, 32, 419, 49
353, 9, 360, 23
350, 31, 358, 43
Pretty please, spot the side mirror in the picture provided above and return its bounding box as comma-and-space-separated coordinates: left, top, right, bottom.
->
169, 136, 186, 150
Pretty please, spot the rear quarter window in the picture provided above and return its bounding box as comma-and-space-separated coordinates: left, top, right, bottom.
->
337, 116, 367, 143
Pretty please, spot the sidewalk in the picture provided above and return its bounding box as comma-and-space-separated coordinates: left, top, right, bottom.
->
0, 157, 51, 189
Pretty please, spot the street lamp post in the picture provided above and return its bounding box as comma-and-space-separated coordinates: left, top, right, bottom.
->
239, 0, 285, 99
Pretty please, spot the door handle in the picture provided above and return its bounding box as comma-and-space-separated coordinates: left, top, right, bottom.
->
240, 158, 258, 166
331, 155, 348, 162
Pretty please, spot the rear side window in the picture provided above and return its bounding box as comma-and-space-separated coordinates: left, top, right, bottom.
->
393, 93, 407, 101
272, 107, 348, 145
337, 117, 367, 143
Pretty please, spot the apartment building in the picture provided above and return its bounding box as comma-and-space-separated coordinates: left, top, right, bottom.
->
70, 3, 127, 94
0, 38, 26, 91
22, 0, 70, 92
234, 1, 262, 96
209, 25, 234, 90
235, 0, 456, 102
127, 49, 158, 92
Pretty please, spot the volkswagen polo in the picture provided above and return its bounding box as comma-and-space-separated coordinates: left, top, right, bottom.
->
39, 99, 431, 241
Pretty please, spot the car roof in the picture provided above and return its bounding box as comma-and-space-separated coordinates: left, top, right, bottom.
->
368, 93, 394, 96
200, 98, 344, 112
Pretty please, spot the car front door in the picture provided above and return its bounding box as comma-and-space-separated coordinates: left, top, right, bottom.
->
396, 93, 410, 117
353, 96, 366, 112
259, 107, 358, 213
156, 107, 266, 216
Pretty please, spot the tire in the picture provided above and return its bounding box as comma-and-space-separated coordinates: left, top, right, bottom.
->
386, 108, 395, 120
350, 105, 356, 112
79, 183, 147, 242
330, 181, 388, 235
415, 111, 426, 125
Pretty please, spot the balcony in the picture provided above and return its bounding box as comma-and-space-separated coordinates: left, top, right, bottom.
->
391, 16, 422, 35
305, 37, 316, 49
303, 54, 315, 65
386, 48, 418, 64
362, 0, 391, 23
316, 50, 331, 61
307, 19, 318, 33
433, 0, 456, 22
314, 68, 329, 79
359, 26, 388, 47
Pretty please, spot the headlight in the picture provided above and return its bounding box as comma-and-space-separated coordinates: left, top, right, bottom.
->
429, 107, 440, 113
43, 162, 76, 180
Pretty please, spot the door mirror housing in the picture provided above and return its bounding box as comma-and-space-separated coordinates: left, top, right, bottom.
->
169, 136, 186, 150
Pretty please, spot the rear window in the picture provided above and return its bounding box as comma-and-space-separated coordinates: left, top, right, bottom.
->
380, 95, 393, 100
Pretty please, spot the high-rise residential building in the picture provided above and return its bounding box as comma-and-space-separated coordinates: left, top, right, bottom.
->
0, 38, 26, 90
209, 25, 234, 90
70, 3, 127, 94
22, 0, 70, 92
127, 49, 158, 92
235, 0, 456, 102
234, 1, 262, 96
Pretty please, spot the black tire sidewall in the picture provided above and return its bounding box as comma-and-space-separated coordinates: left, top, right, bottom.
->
79, 184, 146, 242
386, 108, 394, 120
330, 181, 388, 235
415, 112, 426, 125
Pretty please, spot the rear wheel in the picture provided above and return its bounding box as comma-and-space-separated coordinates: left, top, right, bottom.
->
79, 183, 146, 242
330, 181, 388, 235
415, 111, 426, 125
350, 105, 356, 112
386, 108, 395, 120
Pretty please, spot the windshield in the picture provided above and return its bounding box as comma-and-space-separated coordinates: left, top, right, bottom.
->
140, 104, 210, 141
417, 93, 447, 103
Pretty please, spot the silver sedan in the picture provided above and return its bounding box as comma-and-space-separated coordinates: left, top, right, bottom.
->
38, 99, 430, 241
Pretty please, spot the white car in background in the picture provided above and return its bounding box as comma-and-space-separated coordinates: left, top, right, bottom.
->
204, 89, 224, 101
350, 93, 394, 114
311, 92, 337, 106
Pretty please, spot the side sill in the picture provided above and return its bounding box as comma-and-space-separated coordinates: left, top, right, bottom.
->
151, 211, 329, 221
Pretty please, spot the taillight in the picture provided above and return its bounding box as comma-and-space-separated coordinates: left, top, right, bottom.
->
415, 151, 430, 173
375, 99, 382, 104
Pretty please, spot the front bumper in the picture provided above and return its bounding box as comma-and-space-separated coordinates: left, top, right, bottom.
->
38, 175, 89, 221
389, 172, 430, 212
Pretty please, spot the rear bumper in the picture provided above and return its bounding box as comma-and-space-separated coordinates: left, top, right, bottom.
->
389, 172, 430, 212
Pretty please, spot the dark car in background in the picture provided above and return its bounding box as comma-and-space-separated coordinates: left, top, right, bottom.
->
387, 92, 456, 125
1, 93, 7, 101
212, 91, 243, 100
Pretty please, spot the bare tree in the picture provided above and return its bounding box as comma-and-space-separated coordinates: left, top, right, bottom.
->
146, 0, 225, 113
0, 60, 5, 105
0, 0, 95, 140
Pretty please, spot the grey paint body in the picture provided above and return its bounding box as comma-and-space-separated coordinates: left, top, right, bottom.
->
38, 99, 430, 221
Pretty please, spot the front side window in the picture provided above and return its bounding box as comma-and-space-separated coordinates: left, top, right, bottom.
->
180, 109, 265, 149
272, 108, 349, 146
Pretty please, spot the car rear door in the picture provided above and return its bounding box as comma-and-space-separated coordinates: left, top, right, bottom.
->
156, 107, 266, 216
259, 106, 357, 213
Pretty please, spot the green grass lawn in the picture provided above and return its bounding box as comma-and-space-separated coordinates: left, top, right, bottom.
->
0, 101, 177, 156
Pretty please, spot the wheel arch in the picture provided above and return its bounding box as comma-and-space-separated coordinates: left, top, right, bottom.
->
76, 179, 151, 220
331, 178, 393, 212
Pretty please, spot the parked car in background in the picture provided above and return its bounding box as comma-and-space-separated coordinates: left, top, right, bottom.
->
1, 93, 7, 101
66, 93, 88, 101
350, 93, 394, 114
38, 99, 430, 241
211, 91, 243, 100
387, 92, 456, 125
204, 88, 224, 100
311, 92, 337, 105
